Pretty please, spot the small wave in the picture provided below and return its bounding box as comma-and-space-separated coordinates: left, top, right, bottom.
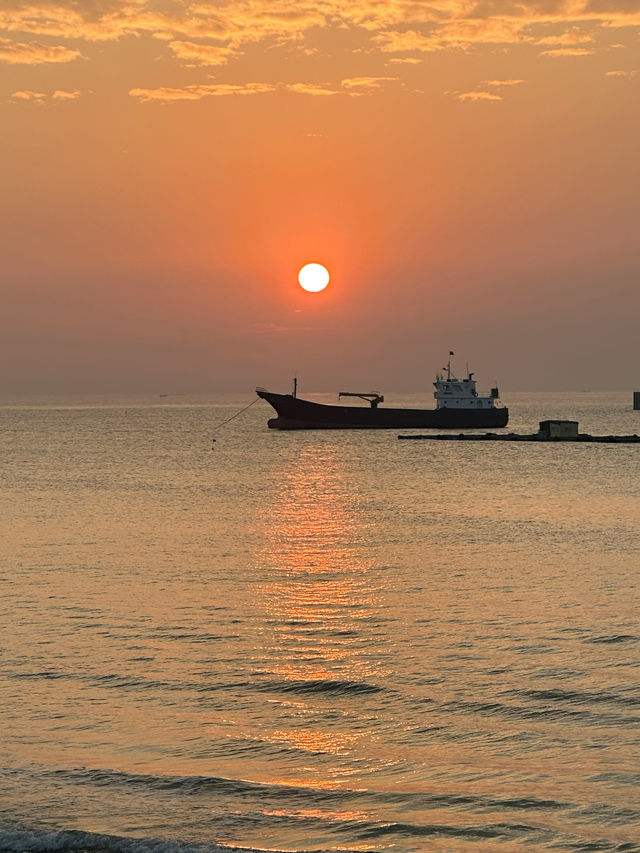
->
588, 634, 639, 645
441, 698, 589, 723
494, 796, 568, 811
37, 768, 357, 805
11, 672, 68, 681
510, 687, 640, 708
36, 767, 572, 816
9, 671, 229, 696
356, 819, 542, 842
441, 696, 640, 726
589, 771, 640, 787
255, 678, 383, 696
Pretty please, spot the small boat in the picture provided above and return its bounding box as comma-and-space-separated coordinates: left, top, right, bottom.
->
256, 356, 508, 430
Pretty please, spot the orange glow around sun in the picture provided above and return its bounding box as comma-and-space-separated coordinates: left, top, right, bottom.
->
298, 263, 330, 292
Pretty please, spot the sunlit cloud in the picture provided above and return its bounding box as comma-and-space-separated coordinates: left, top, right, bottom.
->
535, 28, 595, 46
0, 36, 83, 64
286, 82, 340, 95
130, 75, 401, 102
52, 89, 82, 99
129, 82, 277, 101
129, 86, 206, 102
0, 0, 638, 78
448, 78, 524, 101
0, 2, 160, 42
341, 76, 399, 94
10, 89, 46, 102
605, 68, 639, 75
168, 39, 238, 66
483, 78, 526, 86
9, 87, 85, 103
539, 46, 596, 55
457, 90, 503, 101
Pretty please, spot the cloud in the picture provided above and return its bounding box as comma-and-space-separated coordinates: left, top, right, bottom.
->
457, 90, 503, 101
9, 88, 85, 103
129, 82, 277, 101
0, 2, 170, 43
483, 78, 526, 85
539, 46, 595, 55
387, 56, 423, 64
0, 36, 83, 64
52, 89, 82, 99
168, 39, 238, 66
10, 89, 46, 102
605, 68, 639, 75
129, 75, 402, 102
340, 75, 399, 94
286, 82, 340, 95
535, 28, 595, 45
448, 78, 524, 101
0, 0, 638, 77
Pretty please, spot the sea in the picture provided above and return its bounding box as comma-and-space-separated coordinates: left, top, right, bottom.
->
2, 391, 639, 853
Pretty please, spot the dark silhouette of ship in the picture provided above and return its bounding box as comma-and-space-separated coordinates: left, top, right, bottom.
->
257, 355, 508, 430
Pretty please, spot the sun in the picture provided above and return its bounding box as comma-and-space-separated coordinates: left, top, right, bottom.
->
298, 263, 330, 293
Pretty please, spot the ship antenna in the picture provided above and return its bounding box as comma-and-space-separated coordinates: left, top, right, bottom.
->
293, 376, 297, 398
447, 351, 454, 381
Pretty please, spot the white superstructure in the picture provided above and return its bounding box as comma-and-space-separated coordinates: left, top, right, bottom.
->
434, 355, 502, 410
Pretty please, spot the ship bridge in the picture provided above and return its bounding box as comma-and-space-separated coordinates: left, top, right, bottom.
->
434, 358, 500, 410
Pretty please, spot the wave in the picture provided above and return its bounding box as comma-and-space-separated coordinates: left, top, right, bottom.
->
8, 672, 382, 701
509, 687, 640, 708
254, 678, 383, 696
587, 634, 639, 645
440, 697, 640, 727
0, 827, 344, 853
22, 766, 571, 814
0, 819, 552, 853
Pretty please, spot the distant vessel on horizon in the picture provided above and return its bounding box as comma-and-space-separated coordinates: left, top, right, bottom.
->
257, 354, 508, 430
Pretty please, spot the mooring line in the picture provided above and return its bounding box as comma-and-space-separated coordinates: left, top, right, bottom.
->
212, 396, 260, 433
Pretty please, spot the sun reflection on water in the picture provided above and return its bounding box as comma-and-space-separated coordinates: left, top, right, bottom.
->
252, 443, 388, 792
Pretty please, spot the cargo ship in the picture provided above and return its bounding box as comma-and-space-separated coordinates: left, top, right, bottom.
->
256, 355, 508, 430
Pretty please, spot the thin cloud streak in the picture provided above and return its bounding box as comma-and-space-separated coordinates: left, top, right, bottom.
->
457, 90, 503, 101
0, 36, 83, 64
539, 46, 596, 55
482, 79, 526, 86
129, 82, 278, 101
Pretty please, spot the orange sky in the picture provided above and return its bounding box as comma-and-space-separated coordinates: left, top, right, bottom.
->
1, 0, 639, 393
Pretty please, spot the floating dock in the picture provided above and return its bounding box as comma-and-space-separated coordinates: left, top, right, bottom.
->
398, 419, 639, 443
398, 432, 640, 443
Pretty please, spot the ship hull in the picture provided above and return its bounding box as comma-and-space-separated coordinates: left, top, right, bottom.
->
257, 390, 509, 430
